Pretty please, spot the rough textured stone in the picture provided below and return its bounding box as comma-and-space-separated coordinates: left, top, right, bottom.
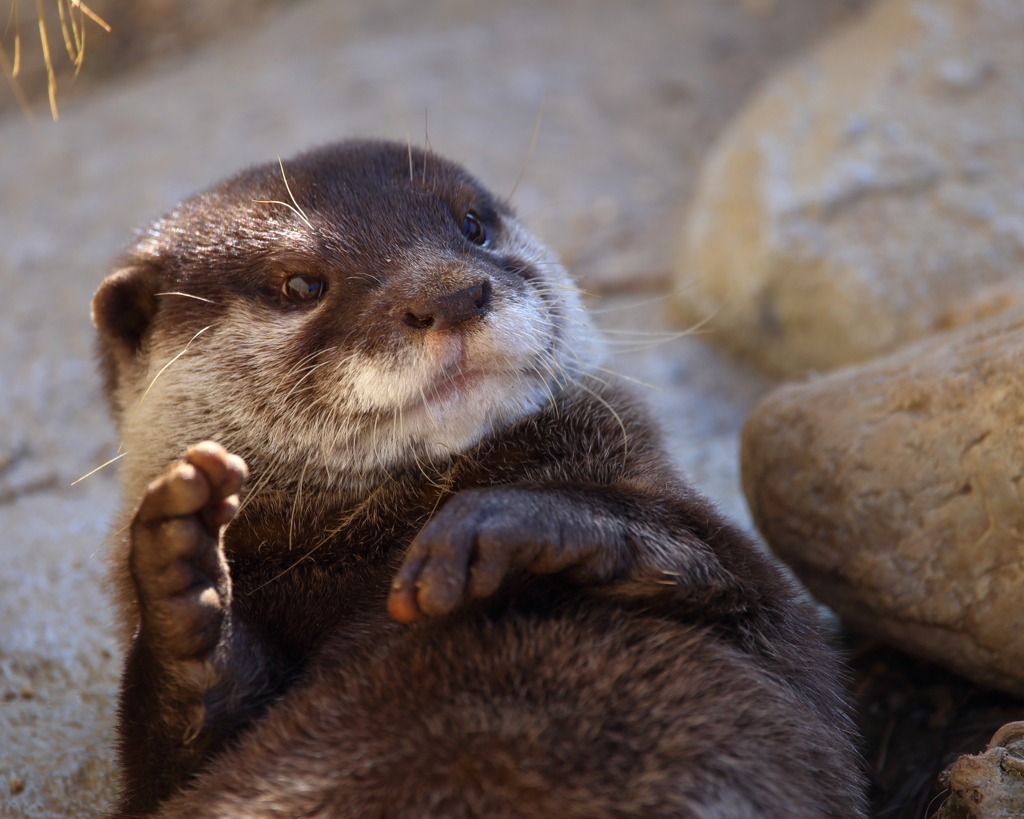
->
741, 306, 1024, 697
936, 722, 1024, 818
674, 0, 1024, 375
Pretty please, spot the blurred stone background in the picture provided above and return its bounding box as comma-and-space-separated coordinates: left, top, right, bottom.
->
9, 1, 1021, 817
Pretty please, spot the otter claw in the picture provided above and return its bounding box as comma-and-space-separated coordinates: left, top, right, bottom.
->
387, 487, 597, 623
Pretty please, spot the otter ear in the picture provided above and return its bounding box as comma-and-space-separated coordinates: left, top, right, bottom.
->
92, 265, 160, 354
92, 265, 161, 399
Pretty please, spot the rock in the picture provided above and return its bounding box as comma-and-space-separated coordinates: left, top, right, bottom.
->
741, 306, 1024, 697
936, 722, 1024, 818
674, 0, 1024, 376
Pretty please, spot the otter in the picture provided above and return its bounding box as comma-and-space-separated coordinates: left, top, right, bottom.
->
92, 140, 867, 818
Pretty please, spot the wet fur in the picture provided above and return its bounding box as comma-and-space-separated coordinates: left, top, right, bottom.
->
93, 140, 867, 818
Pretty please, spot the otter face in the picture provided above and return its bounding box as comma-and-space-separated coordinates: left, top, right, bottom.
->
93, 141, 597, 497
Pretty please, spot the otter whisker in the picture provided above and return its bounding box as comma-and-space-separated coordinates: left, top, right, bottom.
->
600, 328, 693, 338
283, 358, 337, 402
89, 518, 133, 560
422, 109, 433, 183
287, 455, 312, 553
284, 345, 340, 376
531, 310, 592, 330
525, 363, 560, 410
71, 450, 128, 486
588, 364, 661, 393
253, 198, 313, 231
245, 543, 321, 594
236, 466, 275, 517
368, 410, 399, 484
119, 324, 215, 452
566, 377, 630, 463
585, 294, 672, 314
154, 292, 218, 305
417, 384, 444, 437
505, 95, 546, 206
279, 156, 313, 230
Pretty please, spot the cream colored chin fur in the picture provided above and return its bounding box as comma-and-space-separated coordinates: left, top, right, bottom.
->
112, 223, 601, 507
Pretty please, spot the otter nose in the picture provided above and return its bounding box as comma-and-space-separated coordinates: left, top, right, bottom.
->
401, 281, 491, 331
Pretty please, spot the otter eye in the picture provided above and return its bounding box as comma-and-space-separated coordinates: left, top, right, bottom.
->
461, 212, 487, 246
284, 275, 326, 304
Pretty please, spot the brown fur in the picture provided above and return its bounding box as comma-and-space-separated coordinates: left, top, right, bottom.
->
92, 140, 867, 818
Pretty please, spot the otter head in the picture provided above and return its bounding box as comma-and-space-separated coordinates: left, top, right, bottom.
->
92, 140, 596, 500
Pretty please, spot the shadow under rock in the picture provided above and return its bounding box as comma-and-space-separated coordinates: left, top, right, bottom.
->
842, 632, 1024, 819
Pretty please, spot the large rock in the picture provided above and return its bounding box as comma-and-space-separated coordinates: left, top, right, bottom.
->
674, 0, 1024, 375
741, 306, 1024, 697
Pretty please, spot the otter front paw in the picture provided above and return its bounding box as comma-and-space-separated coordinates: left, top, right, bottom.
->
130, 442, 248, 657
388, 488, 623, 622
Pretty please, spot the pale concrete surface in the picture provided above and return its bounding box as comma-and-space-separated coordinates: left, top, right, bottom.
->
0, 0, 862, 814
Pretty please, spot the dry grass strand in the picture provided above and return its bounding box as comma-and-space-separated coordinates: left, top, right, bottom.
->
2, 0, 110, 120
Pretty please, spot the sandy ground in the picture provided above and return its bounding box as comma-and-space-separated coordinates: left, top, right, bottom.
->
0, 1, 866, 815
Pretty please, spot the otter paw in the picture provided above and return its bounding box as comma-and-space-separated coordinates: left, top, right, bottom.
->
130, 441, 248, 657
387, 488, 610, 622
